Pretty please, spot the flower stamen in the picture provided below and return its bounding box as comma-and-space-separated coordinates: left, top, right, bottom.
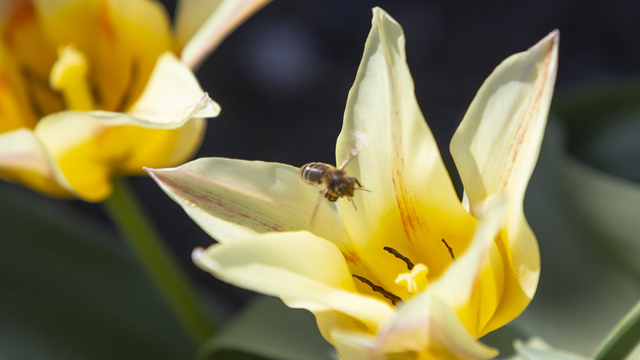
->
352, 274, 403, 306
395, 264, 429, 294
442, 239, 455, 261
382, 247, 430, 294
383, 246, 414, 270
50, 45, 95, 111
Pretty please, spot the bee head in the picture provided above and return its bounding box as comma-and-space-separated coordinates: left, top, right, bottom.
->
337, 177, 358, 197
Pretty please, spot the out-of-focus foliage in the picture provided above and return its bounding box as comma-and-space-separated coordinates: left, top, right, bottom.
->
513, 80, 640, 354
0, 182, 195, 360
197, 296, 334, 360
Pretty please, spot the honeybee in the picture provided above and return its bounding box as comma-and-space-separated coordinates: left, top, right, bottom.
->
299, 131, 370, 224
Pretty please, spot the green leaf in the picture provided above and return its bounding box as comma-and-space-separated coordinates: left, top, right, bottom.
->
197, 296, 335, 360
592, 299, 640, 360
0, 183, 195, 360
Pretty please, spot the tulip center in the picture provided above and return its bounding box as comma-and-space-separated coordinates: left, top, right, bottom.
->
383, 247, 429, 294
395, 263, 429, 294
352, 240, 457, 305
50, 45, 95, 111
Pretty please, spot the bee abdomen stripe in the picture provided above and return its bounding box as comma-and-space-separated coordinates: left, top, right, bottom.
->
299, 162, 330, 185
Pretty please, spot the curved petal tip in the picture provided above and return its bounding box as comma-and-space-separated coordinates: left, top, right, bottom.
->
192, 246, 206, 265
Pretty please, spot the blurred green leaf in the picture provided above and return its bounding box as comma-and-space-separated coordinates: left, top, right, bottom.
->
512, 79, 640, 354
0, 183, 195, 360
552, 80, 640, 276
593, 299, 640, 360
553, 77, 640, 135
197, 296, 335, 360
514, 117, 640, 354
558, 136, 640, 275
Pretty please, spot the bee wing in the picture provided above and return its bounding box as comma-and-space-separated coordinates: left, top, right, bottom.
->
310, 187, 329, 226
337, 130, 368, 170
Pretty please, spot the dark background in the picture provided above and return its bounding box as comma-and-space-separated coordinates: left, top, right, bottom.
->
41, 0, 640, 319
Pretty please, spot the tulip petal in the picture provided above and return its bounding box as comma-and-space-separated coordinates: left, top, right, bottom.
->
373, 293, 499, 359
147, 158, 383, 298
146, 158, 347, 243
335, 7, 475, 297
330, 330, 377, 360
430, 194, 506, 336
0, 4, 54, 127
193, 231, 395, 333
31, 52, 215, 201
127, 51, 221, 123
366, 194, 504, 358
0, 53, 37, 132
0, 128, 73, 197
175, 0, 272, 70
450, 30, 558, 334
33, 0, 173, 112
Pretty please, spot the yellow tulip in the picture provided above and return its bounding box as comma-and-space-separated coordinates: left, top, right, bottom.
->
0, 0, 270, 201
147, 7, 558, 359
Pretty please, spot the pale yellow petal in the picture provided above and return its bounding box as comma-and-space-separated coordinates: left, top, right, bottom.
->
312, 310, 373, 347
147, 157, 382, 297
33, 87, 214, 202
0, 128, 74, 197
125, 51, 220, 166
450, 30, 558, 213
146, 158, 348, 243
373, 292, 498, 359
335, 7, 475, 298
450, 30, 558, 334
127, 51, 220, 122
429, 194, 506, 336
193, 231, 395, 331
331, 330, 377, 360
175, 0, 272, 70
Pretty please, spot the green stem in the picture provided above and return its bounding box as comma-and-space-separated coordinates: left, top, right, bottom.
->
592, 299, 640, 360
103, 177, 214, 344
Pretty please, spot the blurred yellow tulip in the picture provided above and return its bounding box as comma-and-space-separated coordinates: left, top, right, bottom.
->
0, 0, 270, 201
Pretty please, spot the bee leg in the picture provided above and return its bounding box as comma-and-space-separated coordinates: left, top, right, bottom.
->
350, 196, 358, 211
310, 188, 329, 227
353, 179, 371, 193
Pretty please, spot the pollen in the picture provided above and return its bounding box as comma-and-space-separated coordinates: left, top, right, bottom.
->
395, 263, 429, 294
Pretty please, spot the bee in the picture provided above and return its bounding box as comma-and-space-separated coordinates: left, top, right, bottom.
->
299, 131, 370, 224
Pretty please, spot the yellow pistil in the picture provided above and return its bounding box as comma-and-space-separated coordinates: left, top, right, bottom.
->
49, 45, 95, 111
395, 263, 429, 294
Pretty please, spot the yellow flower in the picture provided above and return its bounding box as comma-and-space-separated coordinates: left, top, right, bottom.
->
147, 8, 558, 359
0, 0, 270, 201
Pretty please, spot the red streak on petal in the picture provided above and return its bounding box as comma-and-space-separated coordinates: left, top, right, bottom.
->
497, 48, 553, 192
342, 251, 360, 265
2, 3, 36, 49
159, 174, 286, 233
97, 1, 116, 43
